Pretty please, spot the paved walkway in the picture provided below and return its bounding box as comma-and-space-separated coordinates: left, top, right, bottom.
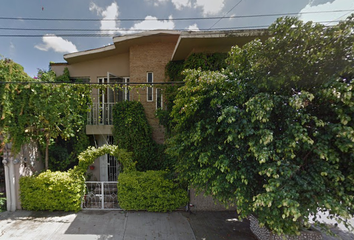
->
0, 210, 195, 240
0, 210, 353, 240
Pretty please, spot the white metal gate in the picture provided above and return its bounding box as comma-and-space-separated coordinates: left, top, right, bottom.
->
82, 181, 121, 210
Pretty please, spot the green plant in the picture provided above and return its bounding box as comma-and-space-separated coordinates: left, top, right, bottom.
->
74, 144, 135, 175
167, 16, 354, 235
157, 53, 228, 136
113, 101, 170, 171
0, 62, 92, 170
0, 193, 6, 212
20, 170, 85, 212
117, 170, 188, 212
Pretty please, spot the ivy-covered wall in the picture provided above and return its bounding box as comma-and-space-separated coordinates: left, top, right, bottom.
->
157, 52, 228, 135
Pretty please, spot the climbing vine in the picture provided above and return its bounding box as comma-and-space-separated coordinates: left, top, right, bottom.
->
157, 52, 228, 136
112, 101, 172, 171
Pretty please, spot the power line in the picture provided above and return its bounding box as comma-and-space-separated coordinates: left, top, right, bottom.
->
0, 19, 345, 38
209, 0, 243, 30
0, 9, 353, 22
0, 81, 185, 85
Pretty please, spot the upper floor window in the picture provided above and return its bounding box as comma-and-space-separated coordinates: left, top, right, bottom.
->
147, 72, 153, 102
156, 88, 163, 110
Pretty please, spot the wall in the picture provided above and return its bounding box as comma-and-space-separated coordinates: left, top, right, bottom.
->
129, 37, 178, 144
189, 188, 235, 211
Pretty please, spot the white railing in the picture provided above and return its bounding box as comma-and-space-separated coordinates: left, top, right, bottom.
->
82, 181, 121, 210
87, 103, 115, 125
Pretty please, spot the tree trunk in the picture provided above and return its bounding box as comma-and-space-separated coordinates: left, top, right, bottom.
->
45, 135, 50, 170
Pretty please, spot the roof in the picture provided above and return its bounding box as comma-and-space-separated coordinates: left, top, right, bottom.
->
63, 30, 180, 64
171, 29, 268, 61
61, 29, 267, 64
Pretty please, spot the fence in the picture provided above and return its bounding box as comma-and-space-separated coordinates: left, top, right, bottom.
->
82, 181, 121, 210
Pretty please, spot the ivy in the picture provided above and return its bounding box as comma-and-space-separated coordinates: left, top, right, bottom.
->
158, 52, 228, 136
112, 101, 172, 171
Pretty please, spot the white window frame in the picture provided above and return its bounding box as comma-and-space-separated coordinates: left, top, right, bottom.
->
147, 72, 153, 102
156, 88, 163, 110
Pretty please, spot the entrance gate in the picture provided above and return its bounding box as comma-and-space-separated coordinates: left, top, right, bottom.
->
82, 181, 121, 210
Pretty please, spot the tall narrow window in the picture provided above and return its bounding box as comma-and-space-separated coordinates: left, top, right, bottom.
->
147, 72, 153, 102
156, 88, 163, 109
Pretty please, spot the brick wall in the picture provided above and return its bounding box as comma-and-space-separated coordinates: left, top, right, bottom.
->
129, 37, 178, 144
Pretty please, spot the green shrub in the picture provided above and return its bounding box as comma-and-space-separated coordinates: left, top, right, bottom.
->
0, 193, 6, 212
117, 170, 188, 212
20, 170, 84, 212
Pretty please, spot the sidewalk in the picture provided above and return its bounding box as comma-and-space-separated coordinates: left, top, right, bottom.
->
0, 210, 353, 240
0, 210, 195, 240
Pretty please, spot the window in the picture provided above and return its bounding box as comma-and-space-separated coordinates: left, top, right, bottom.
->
156, 88, 163, 109
147, 72, 153, 102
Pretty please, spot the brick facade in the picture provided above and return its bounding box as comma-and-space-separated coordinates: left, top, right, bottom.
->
129, 37, 178, 144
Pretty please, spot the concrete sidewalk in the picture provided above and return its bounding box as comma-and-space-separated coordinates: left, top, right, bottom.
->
0, 210, 196, 240
0, 210, 353, 240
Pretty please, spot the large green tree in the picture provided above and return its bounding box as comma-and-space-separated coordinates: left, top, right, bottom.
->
0, 60, 91, 170
167, 16, 354, 235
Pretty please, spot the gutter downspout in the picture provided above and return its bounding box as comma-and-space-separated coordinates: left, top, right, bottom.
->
2, 158, 11, 211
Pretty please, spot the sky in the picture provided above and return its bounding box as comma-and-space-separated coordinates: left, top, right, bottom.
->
0, 0, 353, 77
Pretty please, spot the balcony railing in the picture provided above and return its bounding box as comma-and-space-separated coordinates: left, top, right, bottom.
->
87, 103, 115, 125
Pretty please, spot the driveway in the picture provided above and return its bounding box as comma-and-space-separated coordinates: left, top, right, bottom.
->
0, 210, 353, 240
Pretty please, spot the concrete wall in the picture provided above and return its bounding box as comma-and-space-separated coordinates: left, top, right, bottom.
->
189, 189, 236, 211
2, 142, 43, 211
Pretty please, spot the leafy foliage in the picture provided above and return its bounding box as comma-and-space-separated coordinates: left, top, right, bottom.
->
20, 144, 133, 212
167, 16, 354, 235
0, 62, 91, 170
113, 101, 171, 171
158, 53, 228, 136
74, 144, 135, 175
117, 170, 188, 212
20, 170, 84, 212
0, 193, 5, 212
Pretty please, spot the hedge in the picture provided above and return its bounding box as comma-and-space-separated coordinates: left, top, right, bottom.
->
20, 170, 84, 212
117, 170, 188, 212
20, 144, 134, 212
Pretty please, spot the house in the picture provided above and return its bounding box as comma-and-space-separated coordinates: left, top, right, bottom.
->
1, 29, 266, 211
50, 29, 266, 183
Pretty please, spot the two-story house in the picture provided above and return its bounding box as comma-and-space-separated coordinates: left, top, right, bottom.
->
50, 29, 266, 183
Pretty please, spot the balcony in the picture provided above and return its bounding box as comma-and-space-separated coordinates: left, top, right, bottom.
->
87, 102, 115, 126
86, 103, 116, 135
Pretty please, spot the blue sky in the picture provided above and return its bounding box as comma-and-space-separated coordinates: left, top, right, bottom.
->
0, 0, 353, 77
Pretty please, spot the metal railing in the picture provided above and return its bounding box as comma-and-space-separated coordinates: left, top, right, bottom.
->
82, 181, 121, 210
87, 103, 115, 125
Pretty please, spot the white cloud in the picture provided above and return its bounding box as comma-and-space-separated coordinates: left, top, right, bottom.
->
119, 15, 175, 35
35, 35, 78, 53
187, 23, 200, 31
89, 2, 103, 15
9, 42, 15, 51
171, 0, 192, 10
145, 0, 169, 7
299, 0, 354, 25
195, 0, 225, 16
90, 2, 120, 34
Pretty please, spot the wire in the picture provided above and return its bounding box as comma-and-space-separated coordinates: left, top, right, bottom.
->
209, 0, 243, 30
0, 9, 353, 22
0, 81, 185, 85
0, 18, 348, 38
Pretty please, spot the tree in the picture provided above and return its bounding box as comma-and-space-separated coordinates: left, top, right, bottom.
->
0, 60, 91, 170
167, 16, 354, 235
